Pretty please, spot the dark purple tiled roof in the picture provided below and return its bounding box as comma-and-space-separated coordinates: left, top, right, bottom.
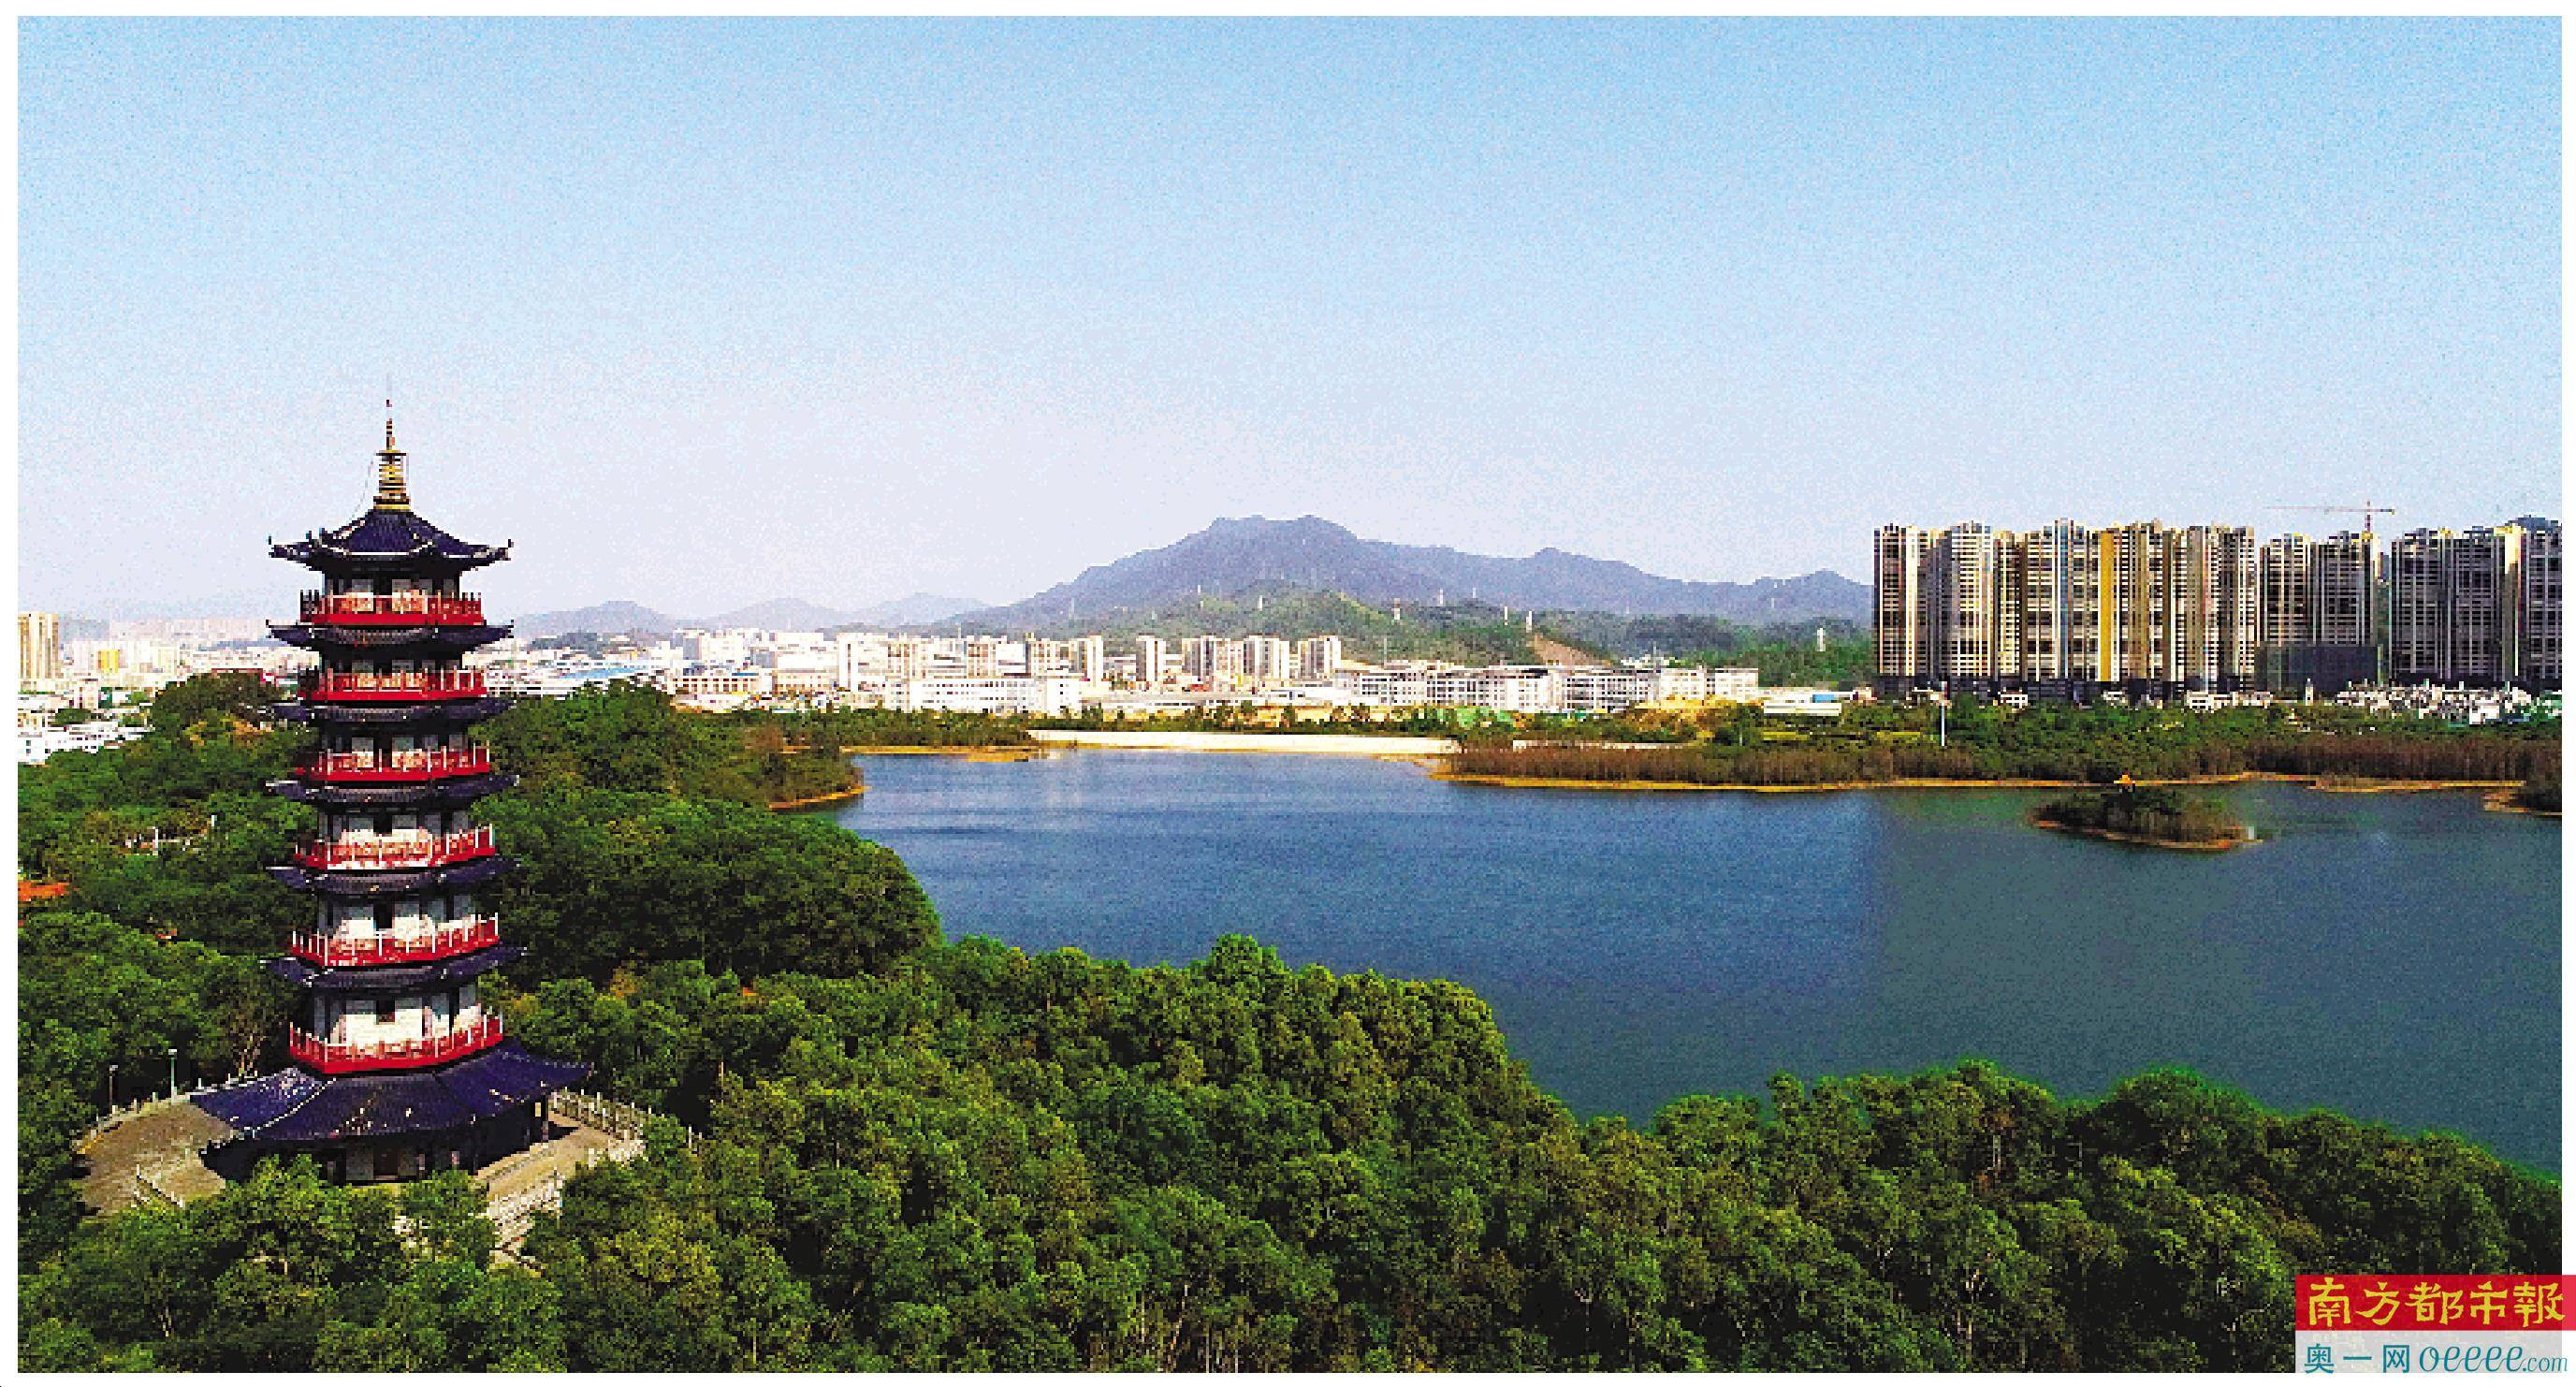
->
273, 698, 514, 727
266, 854, 512, 898
266, 773, 517, 810
195, 1067, 327, 1132
271, 507, 510, 570
267, 944, 521, 992
268, 623, 513, 653
193, 1043, 588, 1143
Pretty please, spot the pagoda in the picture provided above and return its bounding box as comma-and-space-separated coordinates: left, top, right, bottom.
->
196, 418, 585, 1184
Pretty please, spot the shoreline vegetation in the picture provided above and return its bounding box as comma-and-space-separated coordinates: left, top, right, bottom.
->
17, 677, 2562, 1371
1426, 766, 2529, 796
2029, 786, 2252, 852
832, 743, 1051, 759
812, 692, 2561, 802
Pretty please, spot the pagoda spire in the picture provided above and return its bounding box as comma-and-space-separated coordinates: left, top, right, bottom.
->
375, 404, 410, 511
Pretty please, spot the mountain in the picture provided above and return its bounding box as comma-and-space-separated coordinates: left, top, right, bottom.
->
508, 601, 679, 639
846, 592, 985, 626
961, 517, 1870, 629
704, 597, 866, 630
509, 592, 987, 639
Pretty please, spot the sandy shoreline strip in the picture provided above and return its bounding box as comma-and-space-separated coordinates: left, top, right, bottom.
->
1023, 729, 1461, 757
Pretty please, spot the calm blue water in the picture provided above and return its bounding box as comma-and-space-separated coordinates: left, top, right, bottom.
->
830, 751, 2562, 1169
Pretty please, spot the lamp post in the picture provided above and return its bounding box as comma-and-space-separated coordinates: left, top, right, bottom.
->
167, 1046, 180, 1099
107, 1063, 119, 1111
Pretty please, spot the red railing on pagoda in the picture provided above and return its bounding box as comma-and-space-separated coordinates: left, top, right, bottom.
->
289, 1015, 504, 1073
291, 826, 496, 871
293, 747, 493, 783
299, 591, 486, 626
288, 916, 501, 967
302, 669, 488, 702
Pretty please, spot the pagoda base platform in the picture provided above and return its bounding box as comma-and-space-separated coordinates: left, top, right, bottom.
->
193, 1042, 589, 1185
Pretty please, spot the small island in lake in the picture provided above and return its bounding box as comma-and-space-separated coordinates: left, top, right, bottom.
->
2031, 784, 2252, 851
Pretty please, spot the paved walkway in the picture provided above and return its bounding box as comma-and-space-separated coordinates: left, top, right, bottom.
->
478, 1120, 632, 1204
77, 1100, 234, 1214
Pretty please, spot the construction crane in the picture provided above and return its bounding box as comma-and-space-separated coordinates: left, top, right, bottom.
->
2266, 502, 2397, 538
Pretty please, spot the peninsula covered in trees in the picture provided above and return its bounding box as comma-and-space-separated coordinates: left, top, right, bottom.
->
1440, 699, 2558, 793
18, 678, 2560, 1371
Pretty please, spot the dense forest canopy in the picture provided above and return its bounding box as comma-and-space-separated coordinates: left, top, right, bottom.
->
17, 675, 2560, 1370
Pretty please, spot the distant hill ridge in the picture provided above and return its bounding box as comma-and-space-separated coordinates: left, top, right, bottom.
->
508, 592, 983, 639
959, 516, 1868, 629
507, 518, 1866, 639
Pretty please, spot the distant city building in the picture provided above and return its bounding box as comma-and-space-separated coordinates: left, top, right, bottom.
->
662, 667, 775, 708
1184, 635, 1243, 683
679, 629, 750, 665
885, 676, 1083, 717
19, 611, 62, 683
1296, 635, 1343, 680
1134, 635, 1168, 688
1704, 667, 1762, 702
1244, 635, 1294, 683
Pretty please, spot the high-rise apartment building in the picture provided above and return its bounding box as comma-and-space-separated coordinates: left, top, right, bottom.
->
2257, 533, 2378, 694
1871, 525, 1935, 686
18, 612, 62, 684
2163, 524, 2260, 691
2019, 520, 2099, 683
2390, 521, 2560, 688
1873, 521, 2028, 688
1936, 522, 2015, 681
2517, 518, 2561, 689
1134, 635, 1167, 687
2312, 533, 2378, 650
2391, 528, 2510, 684
1876, 518, 2256, 694
1884, 514, 2558, 697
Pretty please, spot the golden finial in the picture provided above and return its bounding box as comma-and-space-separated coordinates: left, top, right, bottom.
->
373, 402, 410, 510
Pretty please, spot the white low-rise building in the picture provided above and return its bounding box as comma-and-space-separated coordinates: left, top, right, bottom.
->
887, 676, 1085, 717
18, 717, 149, 765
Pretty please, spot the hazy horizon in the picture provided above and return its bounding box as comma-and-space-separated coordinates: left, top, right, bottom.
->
22, 18, 2562, 617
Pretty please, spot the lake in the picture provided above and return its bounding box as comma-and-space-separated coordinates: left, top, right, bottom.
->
829, 750, 2562, 1168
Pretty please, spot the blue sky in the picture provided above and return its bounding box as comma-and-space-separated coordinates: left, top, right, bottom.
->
19, 18, 2561, 618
